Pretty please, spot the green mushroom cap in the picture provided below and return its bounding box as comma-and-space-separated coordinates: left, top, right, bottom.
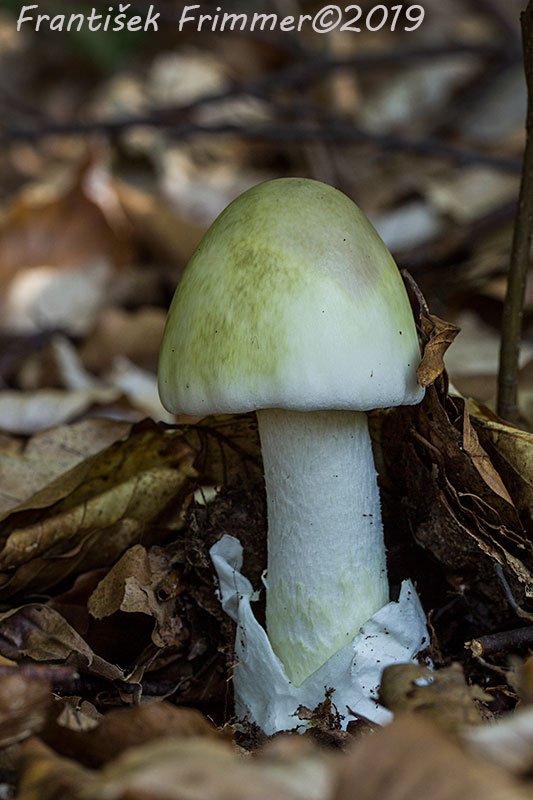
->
158, 177, 424, 415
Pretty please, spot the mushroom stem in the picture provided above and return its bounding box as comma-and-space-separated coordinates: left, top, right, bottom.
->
257, 407, 388, 687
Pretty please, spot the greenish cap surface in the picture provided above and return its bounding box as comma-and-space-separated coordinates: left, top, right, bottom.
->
158, 178, 424, 415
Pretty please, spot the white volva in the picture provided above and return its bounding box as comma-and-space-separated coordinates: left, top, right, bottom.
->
158, 177, 429, 732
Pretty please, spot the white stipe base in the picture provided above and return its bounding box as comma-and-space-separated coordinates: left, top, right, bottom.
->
210, 534, 429, 736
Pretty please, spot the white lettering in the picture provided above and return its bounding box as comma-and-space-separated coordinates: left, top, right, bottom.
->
16, 5, 37, 30
127, 14, 142, 30
279, 15, 295, 31
35, 13, 50, 30
178, 4, 200, 31
67, 13, 85, 31
49, 13, 65, 30
250, 12, 277, 31
144, 5, 159, 31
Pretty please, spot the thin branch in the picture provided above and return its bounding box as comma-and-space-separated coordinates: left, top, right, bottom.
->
0, 41, 513, 140
497, 0, 533, 422
2, 118, 522, 173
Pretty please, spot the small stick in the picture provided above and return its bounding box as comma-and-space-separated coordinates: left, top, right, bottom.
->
497, 0, 533, 423
467, 625, 533, 657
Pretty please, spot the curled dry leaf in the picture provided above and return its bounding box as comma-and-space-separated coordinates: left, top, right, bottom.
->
334, 714, 529, 800
417, 313, 461, 388
88, 543, 184, 648
0, 155, 132, 336
0, 419, 196, 598
55, 697, 102, 733
0, 155, 130, 283
379, 662, 488, 734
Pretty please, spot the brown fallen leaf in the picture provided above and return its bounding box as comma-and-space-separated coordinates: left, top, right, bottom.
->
462, 410, 513, 505
0, 419, 196, 598
79, 306, 167, 374
17, 732, 334, 800
380, 382, 533, 621
470, 402, 533, 519
16, 736, 90, 800
43, 702, 221, 768
0, 418, 131, 515
0, 154, 130, 291
0, 673, 52, 747
464, 705, 533, 775
0, 604, 127, 682
334, 714, 529, 800
379, 662, 488, 734
87, 543, 184, 648
417, 313, 461, 388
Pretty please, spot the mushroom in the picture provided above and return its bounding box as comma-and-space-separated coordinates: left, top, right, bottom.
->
158, 177, 426, 692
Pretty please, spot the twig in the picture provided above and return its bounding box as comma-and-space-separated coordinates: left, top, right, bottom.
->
497, 1, 533, 422
0, 41, 512, 141
494, 563, 533, 622
3, 117, 522, 173
467, 625, 533, 657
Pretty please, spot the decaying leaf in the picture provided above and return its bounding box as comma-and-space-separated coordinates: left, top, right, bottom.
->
464, 705, 533, 775
43, 702, 222, 768
378, 380, 533, 624
0, 420, 196, 598
0, 673, 52, 747
417, 313, 461, 388
55, 697, 102, 733
87, 543, 185, 648
379, 662, 488, 733
0, 418, 130, 515
469, 401, 533, 520
17, 730, 334, 800
0, 604, 127, 682
334, 714, 529, 800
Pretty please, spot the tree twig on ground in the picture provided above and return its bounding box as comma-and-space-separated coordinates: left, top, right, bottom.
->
497, 0, 533, 422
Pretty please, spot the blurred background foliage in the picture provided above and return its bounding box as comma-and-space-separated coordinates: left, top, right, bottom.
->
0, 0, 529, 427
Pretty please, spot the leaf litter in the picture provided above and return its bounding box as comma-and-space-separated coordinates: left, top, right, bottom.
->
1, 1, 533, 795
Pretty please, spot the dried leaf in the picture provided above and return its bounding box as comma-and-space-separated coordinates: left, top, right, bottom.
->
0, 419, 196, 598
87, 544, 184, 648
334, 714, 529, 800
16, 736, 89, 800
43, 702, 221, 768
417, 313, 461, 387
80, 306, 167, 374
0, 605, 126, 681
465, 705, 533, 775
0, 387, 120, 436
0, 673, 52, 747
0, 155, 130, 289
462, 412, 513, 504
379, 662, 488, 733
17, 732, 333, 800
470, 405, 533, 518
0, 418, 130, 515
55, 697, 102, 733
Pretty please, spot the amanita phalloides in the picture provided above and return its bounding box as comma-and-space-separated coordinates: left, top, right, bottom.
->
158, 178, 429, 731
